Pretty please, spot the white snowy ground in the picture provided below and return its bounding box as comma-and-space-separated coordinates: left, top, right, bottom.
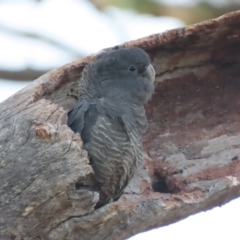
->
0, 1, 239, 239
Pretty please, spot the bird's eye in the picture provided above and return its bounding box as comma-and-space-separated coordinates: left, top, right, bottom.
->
129, 65, 136, 72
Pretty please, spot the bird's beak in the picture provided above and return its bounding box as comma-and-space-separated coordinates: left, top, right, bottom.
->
142, 64, 155, 83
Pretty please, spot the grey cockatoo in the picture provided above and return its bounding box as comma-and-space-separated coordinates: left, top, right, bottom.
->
67, 47, 155, 207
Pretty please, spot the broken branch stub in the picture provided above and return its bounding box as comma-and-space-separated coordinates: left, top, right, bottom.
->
1, 10, 240, 240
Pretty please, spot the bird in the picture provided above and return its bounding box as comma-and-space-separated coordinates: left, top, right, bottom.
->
67, 47, 155, 208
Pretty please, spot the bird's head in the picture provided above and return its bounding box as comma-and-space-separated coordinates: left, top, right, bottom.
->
95, 47, 155, 83
80, 47, 155, 105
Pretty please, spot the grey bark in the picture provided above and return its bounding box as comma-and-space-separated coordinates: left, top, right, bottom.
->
1, 10, 240, 240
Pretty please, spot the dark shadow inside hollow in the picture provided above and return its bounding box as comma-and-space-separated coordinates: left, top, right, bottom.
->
151, 171, 171, 193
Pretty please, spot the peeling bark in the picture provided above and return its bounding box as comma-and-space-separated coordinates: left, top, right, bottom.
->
1, 10, 240, 240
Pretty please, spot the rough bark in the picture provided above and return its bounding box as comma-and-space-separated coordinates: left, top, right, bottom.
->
1, 10, 240, 240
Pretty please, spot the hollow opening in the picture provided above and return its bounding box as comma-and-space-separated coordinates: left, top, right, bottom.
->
151, 171, 171, 193
75, 182, 84, 189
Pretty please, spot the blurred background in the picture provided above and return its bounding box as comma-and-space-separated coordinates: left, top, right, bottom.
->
0, 0, 239, 239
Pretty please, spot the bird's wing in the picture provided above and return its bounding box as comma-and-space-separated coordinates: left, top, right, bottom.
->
85, 108, 136, 206
122, 113, 144, 165
90, 101, 146, 203
67, 100, 89, 134
67, 99, 144, 206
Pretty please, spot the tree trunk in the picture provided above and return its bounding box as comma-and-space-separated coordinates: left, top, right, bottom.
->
1, 10, 240, 240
